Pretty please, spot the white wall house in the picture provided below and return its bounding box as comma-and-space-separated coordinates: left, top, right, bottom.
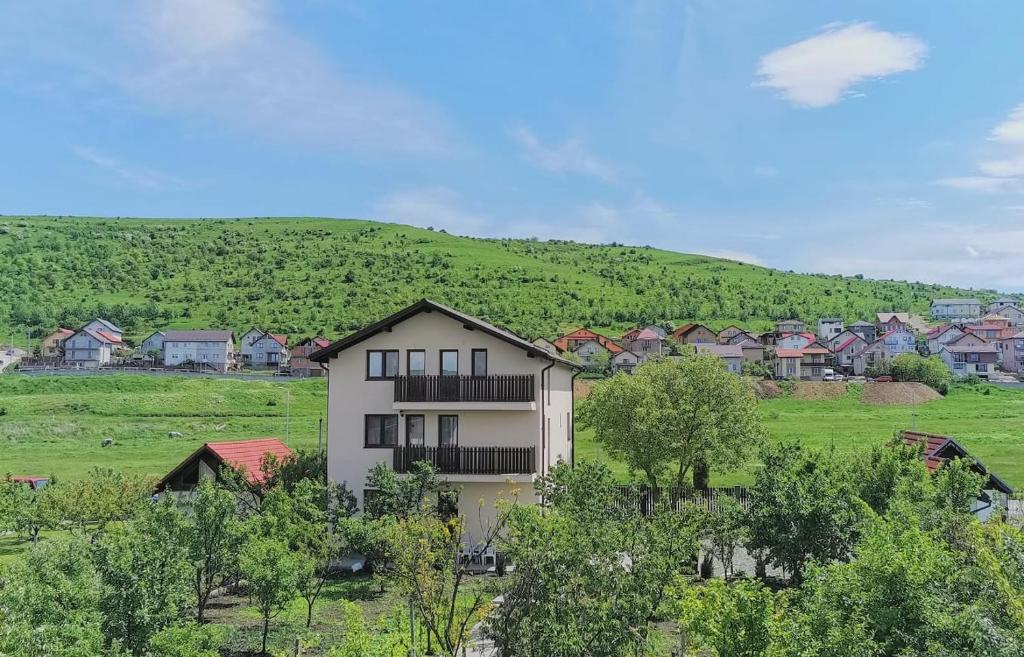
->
817, 318, 844, 342
940, 344, 1000, 378
141, 331, 165, 358
611, 349, 640, 373
163, 330, 235, 372
248, 333, 289, 369
312, 299, 578, 529
81, 318, 124, 340
571, 338, 615, 371
694, 343, 744, 374
831, 333, 867, 370
776, 333, 814, 350
63, 329, 117, 367
990, 304, 1024, 327
931, 299, 982, 321
926, 325, 965, 356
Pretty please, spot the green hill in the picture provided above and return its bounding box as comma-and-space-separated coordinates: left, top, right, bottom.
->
0, 216, 994, 345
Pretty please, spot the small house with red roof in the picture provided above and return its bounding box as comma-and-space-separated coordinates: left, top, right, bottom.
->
830, 331, 867, 371
553, 328, 619, 353
64, 325, 123, 367
156, 438, 293, 493
776, 332, 817, 350
900, 430, 1013, 521
290, 336, 331, 378
925, 324, 966, 356
673, 323, 717, 345
774, 348, 804, 379
876, 312, 912, 334
621, 326, 664, 361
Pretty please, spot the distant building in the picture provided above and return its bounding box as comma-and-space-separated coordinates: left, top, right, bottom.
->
291, 336, 331, 378
140, 331, 165, 359
239, 328, 289, 368
930, 299, 981, 321
990, 304, 1024, 327
694, 343, 744, 374
156, 438, 293, 493
876, 313, 912, 334
716, 325, 746, 344
776, 332, 816, 350
63, 327, 121, 368
553, 328, 620, 353
848, 320, 877, 344
40, 328, 74, 358
831, 333, 867, 371
163, 330, 235, 372
673, 323, 717, 344
989, 297, 1019, 312
940, 343, 999, 379
852, 328, 916, 375
734, 338, 766, 365
81, 318, 124, 341
611, 349, 641, 374
776, 319, 805, 334
572, 338, 622, 371
998, 331, 1024, 374
817, 318, 844, 342
925, 325, 966, 356
620, 327, 663, 362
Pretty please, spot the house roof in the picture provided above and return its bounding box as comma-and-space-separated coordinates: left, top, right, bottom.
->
310, 299, 578, 368
48, 328, 75, 338
801, 346, 830, 355
877, 312, 910, 324
735, 338, 763, 349
625, 327, 661, 341
73, 328, 120, 345
900, 430, 1013, 495
835, 335, 866, 352
673, 323, 714, 339
941, 344, 999, 354
931, 298, 981, 306
926, 324, 957, 338
554, 329, 623, 354
694, 344, 744, 358
164, 330, 235, 343
777, 318, 804, 324
776, 349, 803, 358
967, 324, 1006, 332
90, 318, 123, 334
157, 438, 293, 490
947, 331, 986, 345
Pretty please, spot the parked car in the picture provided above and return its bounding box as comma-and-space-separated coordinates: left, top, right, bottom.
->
822, 368, 844, 381
872, 375, 893, 383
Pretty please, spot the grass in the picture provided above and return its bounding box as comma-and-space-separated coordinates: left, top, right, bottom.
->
576, 383, 1024, 489
0, 215, 996, 348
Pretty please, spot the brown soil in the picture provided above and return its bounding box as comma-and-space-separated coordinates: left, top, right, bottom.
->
860, 382, 942, 406
574, 378, 595, 399
753, 380, 783, 399
793, 382, 849, 400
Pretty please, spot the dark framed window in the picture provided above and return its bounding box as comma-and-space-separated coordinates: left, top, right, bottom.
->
407, 350, 426, 376
406, 414, 425, 447
367, 350, 399, 379
439, 415, 459, 447
471, 349, 488, 377
440, 350, 459, 376
365, 414, 399, 447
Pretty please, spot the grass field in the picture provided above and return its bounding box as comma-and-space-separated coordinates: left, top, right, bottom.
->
3, 374, 1023, 491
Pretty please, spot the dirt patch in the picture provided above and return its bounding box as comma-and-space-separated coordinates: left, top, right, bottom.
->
860, 382, 942, 406
793, 382, 848, 400
753, 380, 783, 399
574, 378, 595, 399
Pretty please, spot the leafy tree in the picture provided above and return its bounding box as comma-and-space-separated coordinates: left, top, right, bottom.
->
852, 439, 931, 516
675, 579, 777, 657
362, 461, 447, 520
39, 468, 153, 536
0, 478, 53, 542
577, 355, 765, 487
91, 500, 191, 655
489, 462, 701, 657
706, 496, 748, 579
145, 623, 227, 657
741, 359, 773, 380
747, 443, 865, 583
181, 478, 243, 624
239, 537, 301, 656
890, 353, 952, 393
0, 540, 105, 657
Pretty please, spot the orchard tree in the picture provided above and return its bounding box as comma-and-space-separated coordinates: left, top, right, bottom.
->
182, 478, 243, 624
706, 496, 748, 579
240, 537, 301, 656
675, 579, 777, 657
578, 354, 765, 487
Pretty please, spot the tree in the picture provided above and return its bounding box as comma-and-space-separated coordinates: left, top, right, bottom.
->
0, 479, 53, 542
239, 537, 301, 656
741, 359, 773, 380
707, 496, 748, 579
489, 462, 701, 657
91, 500, 191, 656
577, 354, 765, 487
39, 468, 153, 536
890, 353, 952, 394
363, 461, 447, 520
182, 478, 243, 624
747, 443, 865, 583
0, 539, 105, 657
145, 623, 226, 657
675, 579, 777, 657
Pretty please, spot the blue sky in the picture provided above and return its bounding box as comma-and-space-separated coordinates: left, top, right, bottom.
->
3, 1, 1024, 291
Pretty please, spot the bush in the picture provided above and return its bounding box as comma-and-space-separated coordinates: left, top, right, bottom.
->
888, 353, 951, 394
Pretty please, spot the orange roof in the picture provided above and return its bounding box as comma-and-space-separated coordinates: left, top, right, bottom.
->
776, 349, 803, 358
801, 347, 830, 355
269, 334, 288, 346
553, 328, 623, 354
206, 439, 293, 484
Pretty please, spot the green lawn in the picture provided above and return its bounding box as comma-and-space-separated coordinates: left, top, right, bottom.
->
576, 383, 1024, 489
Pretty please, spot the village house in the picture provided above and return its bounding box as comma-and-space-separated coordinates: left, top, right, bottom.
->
817, 318, 844, 342
900, 431, 1013, 521
163, 330, 235, 372
571, 338, 622, 371
694, 343, 744, 374
776, 332, 816, 350
63, 326, 121, 367
989, 303, 1024, 326
81, 318, 124, 341
940, 343, 999, 378
876, 312, 912, 334
716, 325, 746, 344
672, 323, 717, 344
774, 349, 803, 379
140, 330, 165, 359
998, 331, 1024, 374
734, 338, 766, 365
851, 328, 917, 375
725, 329, 759, 345
925, 325, 966, 356
239, 328, 289, 369
799, 343, 830, 381
776, 319, 805, 334
620, 327, 664, 362
965, 321, 1007, 342
611, 349, 641, 374
989, 297, 1019, 312
310, 299, 577, 528
553, 328, 619, 353
157, 438, 293, 493
848, 320, 877, 344
831, 332, 867, 371
40, 328, 74, 358
930, 298, 982, 321
290, 336, 331, 378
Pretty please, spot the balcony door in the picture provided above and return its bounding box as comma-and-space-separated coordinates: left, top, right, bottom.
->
438, 415, 459, 472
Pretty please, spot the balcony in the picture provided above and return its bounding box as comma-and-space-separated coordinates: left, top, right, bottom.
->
393, 375, 536, 410
393, 445, 536, 476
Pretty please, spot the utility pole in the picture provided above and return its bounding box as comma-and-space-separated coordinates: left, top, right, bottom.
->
317, 416, 323, 457
285, 386, 291, 442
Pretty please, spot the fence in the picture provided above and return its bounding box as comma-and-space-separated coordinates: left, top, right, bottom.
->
613, 485, 750, 515
394, 374, 535, 403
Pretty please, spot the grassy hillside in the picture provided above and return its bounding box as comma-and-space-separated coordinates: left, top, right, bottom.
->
0, 216, 994, 346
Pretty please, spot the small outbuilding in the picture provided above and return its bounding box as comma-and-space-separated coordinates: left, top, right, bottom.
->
156, 438, 293, 492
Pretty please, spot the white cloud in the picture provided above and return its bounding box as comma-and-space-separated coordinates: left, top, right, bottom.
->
937, 103, 1024, 194
935, 176, 1024, 193
756, 22, 927, 108
511, 127, 617, 182
73, 146, 184, 189
373, 187, 490, 235
989, 103, 1024, 143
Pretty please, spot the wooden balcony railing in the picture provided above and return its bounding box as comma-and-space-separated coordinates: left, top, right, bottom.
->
393, 446, 536, 475
394, 374, 535, 403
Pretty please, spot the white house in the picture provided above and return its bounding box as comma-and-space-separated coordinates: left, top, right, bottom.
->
81, 318, 124, 341
852, 328, 916, 375
611, 349, 640, 374
989, 297, 1019, 312
140, 331, 165, 359
925, 325, 965, 356
694, 343, 744, 374
776, 332, 816, 350
940, 343, 999, 378
571, 338, 619, 371
990, 304, 1024, 327
831, 333, 867, 371
248, 332, 289, 369
310, 299, 578, 528
817, 318, 844, 343
930, 299, 981, 321
63, 328, 119, 367
163, 330, 235, 372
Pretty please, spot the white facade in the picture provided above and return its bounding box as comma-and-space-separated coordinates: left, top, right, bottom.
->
248, 333, 289, 369
926, 326, 965, 356
572, 339, 612, 370
318, 301, 577, 529
931, 299, 981, 321
63, 329, 114, 367
611, 350, 639, 373
141, 331, 165, 358
817, 318, 844, 342
163, 331, 235, 372
990, 304, 1024, 327
81, 318, 123, 340
777, 333, 814, 350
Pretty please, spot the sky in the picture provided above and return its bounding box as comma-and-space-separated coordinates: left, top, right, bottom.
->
3, 1, 1024, 291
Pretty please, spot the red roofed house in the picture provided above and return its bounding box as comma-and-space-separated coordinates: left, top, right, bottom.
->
240, 327, 290, 369
926, 325, 966, 356
673, 323, 717, 345
290, 336, 332, 378
876, 312, 912, 334
831, 333, 867, 372
900, 430, 1013, 521
552, 328, 618, 353
621, 327, 664, 362
157, 438, 294, 492
776, 332, 817, 350
774, 348, 804, 379
798, 342, 830, 381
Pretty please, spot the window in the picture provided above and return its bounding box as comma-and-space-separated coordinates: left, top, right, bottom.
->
367, 350, 399, 379
407, 350, 426, 376
365, 414, 399, 447
440, 350, 459, 376
439, 415, 459, 447
406, 415, 425, 447
471, 349, 487, 377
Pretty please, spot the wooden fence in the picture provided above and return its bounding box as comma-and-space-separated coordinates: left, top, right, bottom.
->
613, 485, 750, 515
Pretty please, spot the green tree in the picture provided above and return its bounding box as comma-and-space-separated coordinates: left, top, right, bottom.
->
0, 479, 53, 542
675, 579, 777, 657
146, 623, 226, 657
182, 478, 243, 624
39, 468, 152, 536
747, 443, 865, 583
577, 355, 765, 487
707, 496, 748, 579
889, 353, 952, 393
239, 537, 301, 656
0, 540, 105, 657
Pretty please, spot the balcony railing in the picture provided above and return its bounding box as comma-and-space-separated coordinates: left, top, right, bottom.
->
393, 446, 536, 475
394, 375, 535, 403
